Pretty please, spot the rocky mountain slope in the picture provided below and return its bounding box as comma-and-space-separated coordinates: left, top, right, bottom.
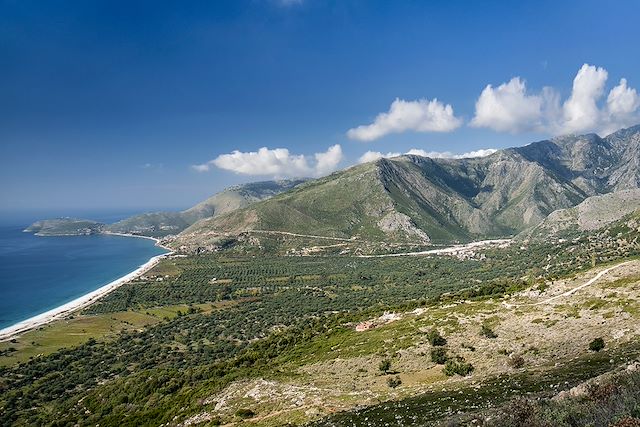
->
173, 125, 640, 252
519, 189, 640, 240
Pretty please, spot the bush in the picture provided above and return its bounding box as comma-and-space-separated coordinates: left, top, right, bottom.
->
480, 324, 497, 338
235, 408, 255, 419
387, 376, 402, 388
426, 328, 447, 346
378, 358, 391, 374
443, 357, 474, 377
508, 354, 525, 368
589, 337, 605, 352
430, 347, 448, 364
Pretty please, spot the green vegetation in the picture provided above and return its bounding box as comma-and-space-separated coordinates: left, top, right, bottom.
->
426, 328, 447, 346
235, 408, 256, 419
430, 347, 448, 364
378, 358, 391, 374
386, 376, 402, 388
2, 209, 640, 426
443, 357, 474, 377
26, 180, 305, 238
480, 323, 498, 339
313, 341, 640, 427
480, 368, 640, 427
24, 218, 104, 236
590, 337, 606, 352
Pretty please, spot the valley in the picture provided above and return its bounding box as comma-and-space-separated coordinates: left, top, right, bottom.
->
5, 126, 640, 426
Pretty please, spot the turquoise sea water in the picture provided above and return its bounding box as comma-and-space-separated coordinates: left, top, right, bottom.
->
0, 216, 168, 330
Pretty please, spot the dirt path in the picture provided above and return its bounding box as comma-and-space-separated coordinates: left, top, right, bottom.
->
503, 260, 636, 309
534, 260, 635, 305
249, 230, 360, 242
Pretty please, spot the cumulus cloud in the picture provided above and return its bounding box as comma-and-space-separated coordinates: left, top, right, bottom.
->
561, 64, 608, 133
356, 151, 402, 163
470, 78, 558, 133
471, 64, 640, 135
604, 78, 640, 134
347, 98, 462, 141
357, 148, 496, 164
192, 145, 344, 178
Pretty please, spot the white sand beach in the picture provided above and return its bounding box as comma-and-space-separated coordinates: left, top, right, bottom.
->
0, 241, 173, 342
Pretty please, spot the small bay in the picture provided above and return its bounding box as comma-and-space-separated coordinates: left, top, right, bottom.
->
0, 219, 167, 330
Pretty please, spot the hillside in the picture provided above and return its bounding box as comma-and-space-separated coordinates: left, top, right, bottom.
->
172, 125, 640, 252
4, 205, 640, 426
25, 180, 305, 238
24, 218, 104, 236
520, 189, 640, 240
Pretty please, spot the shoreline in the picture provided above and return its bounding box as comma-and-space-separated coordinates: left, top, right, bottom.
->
101, 231, 173, 251
0, 240, 173, 342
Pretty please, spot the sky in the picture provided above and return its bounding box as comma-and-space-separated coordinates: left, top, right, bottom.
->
1, 0, 640, 213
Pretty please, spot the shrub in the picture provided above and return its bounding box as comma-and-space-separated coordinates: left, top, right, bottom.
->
462, 343, 476, 352
387, 376, 402, 388
378, 358, 391, 374
589, 337, 605, 352
426, 328, 447, 346
508, 354, 525, 369
443, 357, 474, 377
430, 347, 448, 364
235, 408, 255, 419
480, 324, 497, 338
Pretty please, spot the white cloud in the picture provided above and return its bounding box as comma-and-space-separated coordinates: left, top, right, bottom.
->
470, 77, 557, 133
471, 64, 640, 136
561, 64, 608, 134
603, 78, 640, 134
314, 144, 344, 176
191, 164, 211, 172
347, 98, 462, 141
192, 145, 344, 178
356, 151, 401, 164
357, 148, 496, 164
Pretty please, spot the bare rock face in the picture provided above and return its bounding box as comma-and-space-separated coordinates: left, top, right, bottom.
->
377, 212, 430, 243
520, 189, 640, 240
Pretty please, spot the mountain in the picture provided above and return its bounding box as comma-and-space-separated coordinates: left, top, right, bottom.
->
25, 180, 306, 238
173, 125, 640, 252
519, 189, 640, 240
24, 218, 104, 236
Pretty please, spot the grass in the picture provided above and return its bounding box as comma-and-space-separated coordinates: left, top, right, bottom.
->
0, 311, 157, 366
310, 340, 640, 426
0, 303, 219, 366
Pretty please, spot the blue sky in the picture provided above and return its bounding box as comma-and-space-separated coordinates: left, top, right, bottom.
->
1, 0, 639, 213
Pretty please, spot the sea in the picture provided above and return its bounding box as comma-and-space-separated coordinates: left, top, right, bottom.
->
0, 210, 169, 330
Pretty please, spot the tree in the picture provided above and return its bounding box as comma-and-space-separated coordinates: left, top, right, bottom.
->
443, 357, 474, 377
426, 328, 447, 346
378, 358, 391, 374
430, 347, 448, 364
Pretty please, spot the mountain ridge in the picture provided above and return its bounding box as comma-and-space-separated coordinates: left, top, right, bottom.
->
25, 179, 306, 238
172, 125, 640, 252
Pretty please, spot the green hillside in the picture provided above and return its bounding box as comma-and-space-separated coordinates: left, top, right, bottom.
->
172, 126, 640, 253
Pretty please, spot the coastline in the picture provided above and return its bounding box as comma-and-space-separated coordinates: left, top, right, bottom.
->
0, 236, 173, 342
101, 231, 173, 251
